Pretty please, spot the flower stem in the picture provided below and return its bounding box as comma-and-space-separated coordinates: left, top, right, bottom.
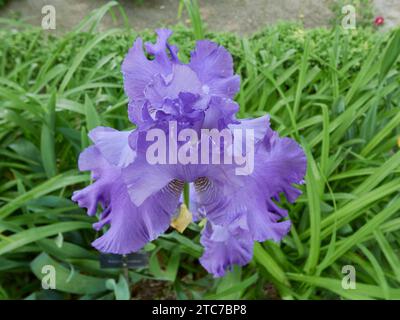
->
183, 183, 190, 208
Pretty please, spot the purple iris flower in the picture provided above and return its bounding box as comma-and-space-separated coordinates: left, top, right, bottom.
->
72, 29, 307, 277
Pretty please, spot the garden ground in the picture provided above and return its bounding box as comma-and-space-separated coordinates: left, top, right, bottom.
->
1, 0, 399, 35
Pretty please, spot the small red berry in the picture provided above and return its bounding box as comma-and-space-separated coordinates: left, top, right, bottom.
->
374, 16, 384, 26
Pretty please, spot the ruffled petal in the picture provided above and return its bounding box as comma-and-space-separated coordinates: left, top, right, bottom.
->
122, 29, 176, 103
92, 179, 181, 254
206, 75, 240, 99
122, 38, 160, 102
254, 128, 307, 203
244, 187, 292, 242
228, 114, 270, 148
128, 101, 155, 130
144, 64, 202, 108
72, 126, 137, 216
122, 155, 177, 207
145, 29, 179, 65
202, 96, 239, 130
228, 114, 306, 203
72, 146, 119, 216
194, 174, 291, 242
88, 127, 136, 168
199, 216, 253, 277
189, 40, 240, 99
123, 30, 241, 131
192, 171, 243, 224
73, 130, 182, 253
77, 145, 108, 179
194, 115, 305, 243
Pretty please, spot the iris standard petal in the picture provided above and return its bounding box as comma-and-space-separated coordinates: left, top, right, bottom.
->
144, 29, 179, 65
123, 30, 241, 131
144, 65, 202, 107
189, 40, 240, 99
122, 29, 179, 101
121, 38, 161, 102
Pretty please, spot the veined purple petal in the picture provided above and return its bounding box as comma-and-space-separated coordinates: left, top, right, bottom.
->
122, 156, 177, 207
123, 154, 215, 207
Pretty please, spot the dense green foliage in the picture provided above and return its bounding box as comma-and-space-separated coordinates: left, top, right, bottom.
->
0, 2, 400, 300
0, 0, 9, 9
